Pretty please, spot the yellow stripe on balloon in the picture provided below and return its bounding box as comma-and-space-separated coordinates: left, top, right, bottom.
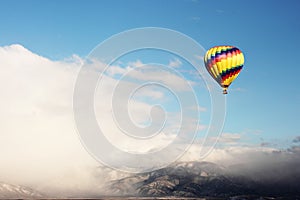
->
237, 53, 244, 66
204, 45, 244, 94
223, 73, 239, 86
231, 51, 237, 70
226, 55, 232, 73
216, 46, 223, 73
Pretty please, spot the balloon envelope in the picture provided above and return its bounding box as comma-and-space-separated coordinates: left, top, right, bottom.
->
204, 46, 244, 94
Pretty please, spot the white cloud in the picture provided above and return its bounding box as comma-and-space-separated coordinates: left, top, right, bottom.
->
218, 133, 242, 143
128, 59, 143, 68
133, 88, 165, 100
179, 142, 299, 171
106, 64, 130, 76
0, 44, 105, 196
0, 44, 201, 196
122, 65, 194, 91
93, 75, 189, 154
168, 58, 182, 68
104, 60, 194, 92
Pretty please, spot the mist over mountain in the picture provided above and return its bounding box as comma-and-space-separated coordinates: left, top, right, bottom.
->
105, 161, 300, 199
2, 160, 299, 199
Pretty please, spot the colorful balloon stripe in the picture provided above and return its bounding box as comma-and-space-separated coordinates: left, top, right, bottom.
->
204, 45, 244, 94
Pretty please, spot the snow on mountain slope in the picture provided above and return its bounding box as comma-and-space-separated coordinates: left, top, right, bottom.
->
0, 182, 43, 199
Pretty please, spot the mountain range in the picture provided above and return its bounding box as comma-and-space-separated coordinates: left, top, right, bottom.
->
105, 161, 300, 199
1, 161, 299, 199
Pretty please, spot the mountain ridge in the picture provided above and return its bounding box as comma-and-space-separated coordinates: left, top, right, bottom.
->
105, 161, 300, 199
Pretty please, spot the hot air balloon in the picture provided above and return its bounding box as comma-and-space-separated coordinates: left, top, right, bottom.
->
204, 46, 244, 94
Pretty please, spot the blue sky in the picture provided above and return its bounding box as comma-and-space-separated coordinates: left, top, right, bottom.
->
1, 0, 299, 148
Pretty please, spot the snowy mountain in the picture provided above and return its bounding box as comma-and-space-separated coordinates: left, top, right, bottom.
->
1, 161, 299, 199
106, 161, 300, 199
0, 182, 43, 199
